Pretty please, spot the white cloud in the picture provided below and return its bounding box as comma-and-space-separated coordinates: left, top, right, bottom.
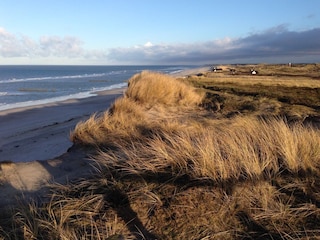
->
144, 41, 153, 47
0, 27, 29, 57
0, 27, 107, 62
38, 36, 84, 57
213, 37, 233, 47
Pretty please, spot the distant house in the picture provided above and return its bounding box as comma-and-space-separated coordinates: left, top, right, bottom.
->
250, 69, 258, 75
211, 67, 223, 72
213, 68, 222, 72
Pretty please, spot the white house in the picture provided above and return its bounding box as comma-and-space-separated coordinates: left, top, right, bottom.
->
251, 69, 258, 75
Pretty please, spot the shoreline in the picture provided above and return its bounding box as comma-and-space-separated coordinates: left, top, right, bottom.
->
0, 87, 126, 207
0, 83, 127, 112
0, 66, 210, 207
0, 87, 126, 163
0, 66, 209, 163
0, 65, 209, 114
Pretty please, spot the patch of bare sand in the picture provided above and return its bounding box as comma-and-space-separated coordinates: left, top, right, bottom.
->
0, 145, 94, 207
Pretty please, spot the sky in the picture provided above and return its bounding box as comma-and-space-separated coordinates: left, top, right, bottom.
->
0, 0, 319, 65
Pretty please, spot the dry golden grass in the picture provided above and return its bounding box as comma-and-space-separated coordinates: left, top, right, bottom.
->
71, 97, 148, 146
70, 71, 204, 147
2, 66, 320, 239
125, 71, 204, 107
13, 184, 133, 240
191, 64, 320, 123
200, 74, 320, 88
94, 116, 320, 182
197, 64, 320, 91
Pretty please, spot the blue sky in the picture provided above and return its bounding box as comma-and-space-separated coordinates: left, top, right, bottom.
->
0, 0, 319, 65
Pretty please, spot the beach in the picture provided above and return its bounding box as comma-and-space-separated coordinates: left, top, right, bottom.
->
0, 66, 209, 207
0, 88, 126, 206
0, 88, 125, 162
0, 66, 209, 163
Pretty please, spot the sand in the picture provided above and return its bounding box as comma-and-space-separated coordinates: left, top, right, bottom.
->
171, 66, 210, 78
0, 67, 210, 208
0, 88, 125, 162
0, 88, 125, 207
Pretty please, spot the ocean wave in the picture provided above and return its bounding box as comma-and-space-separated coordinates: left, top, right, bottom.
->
90, 82, 127, 92
0, 70, 128, 84
0, 82, 127, 112
169, 70, 183, 74
0, 92, 7, 96
18, 88, 56, 92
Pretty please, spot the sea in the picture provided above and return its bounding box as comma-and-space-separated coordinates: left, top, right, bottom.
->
0, 65, 193, 111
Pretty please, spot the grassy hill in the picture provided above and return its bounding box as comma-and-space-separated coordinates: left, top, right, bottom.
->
1, 64, 320, 239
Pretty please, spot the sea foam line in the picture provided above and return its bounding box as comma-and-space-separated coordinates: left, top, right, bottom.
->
0, 70, 127, 84
0, 83, 127, 112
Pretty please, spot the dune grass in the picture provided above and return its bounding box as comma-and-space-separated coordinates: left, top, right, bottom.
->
2, 66, 320, 239
70, 71, 204, 147
125, 71, 204, 106
94, 116, 320, 181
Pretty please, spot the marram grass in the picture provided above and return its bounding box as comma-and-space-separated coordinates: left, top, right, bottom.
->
3, 69, 320, 239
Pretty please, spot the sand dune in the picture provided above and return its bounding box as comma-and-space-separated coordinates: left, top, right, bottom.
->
0, 67, 208, 208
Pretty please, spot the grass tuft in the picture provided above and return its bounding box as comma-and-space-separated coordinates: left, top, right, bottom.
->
125, 71, 204, 107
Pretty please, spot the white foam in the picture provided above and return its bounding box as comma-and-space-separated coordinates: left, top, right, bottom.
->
169, 70, 183, 75
0, 70, 128, 84
0, 83, 127, 112
90, 82, 127, 92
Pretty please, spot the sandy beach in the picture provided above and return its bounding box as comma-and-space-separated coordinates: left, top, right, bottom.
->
0, 88, 125, 207
0, 88, 125, 162
0, 67, 209, 207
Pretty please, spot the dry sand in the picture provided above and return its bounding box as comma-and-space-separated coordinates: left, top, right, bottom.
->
0, 88, 125, 162
0, 88, 125, 207
0, 67, 210, 208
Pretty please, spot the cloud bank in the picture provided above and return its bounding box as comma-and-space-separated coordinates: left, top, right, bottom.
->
0, 26, 319, 64
0, 27, 106, 62
0, 28, 81, 58
108, 26, 320, 64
